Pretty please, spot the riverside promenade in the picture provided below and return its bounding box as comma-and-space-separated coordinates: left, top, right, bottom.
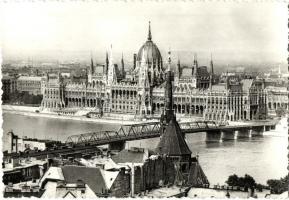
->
2, 105, 203, 125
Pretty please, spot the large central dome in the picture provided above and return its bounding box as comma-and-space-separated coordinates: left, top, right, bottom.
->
137, 22, 162, 63
136, 22, 164, 86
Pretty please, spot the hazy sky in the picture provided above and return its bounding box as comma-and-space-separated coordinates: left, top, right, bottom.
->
0, 2, 287, 65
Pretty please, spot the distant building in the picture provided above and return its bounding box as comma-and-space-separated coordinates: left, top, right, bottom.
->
38, 22, 278, 123
4, 181, 44, 198
16, 76, 43, 95
3, 131, 53, 154
41, 73, 65, 109
3, 157, 48, 185
265, 86, 289, 115
3, 131, 19, 153
2, 75, 17, 101
204, 77, 267, 122
40, 22, 212, 118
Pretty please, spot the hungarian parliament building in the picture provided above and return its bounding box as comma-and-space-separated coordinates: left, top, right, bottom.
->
39, 23, 286, 122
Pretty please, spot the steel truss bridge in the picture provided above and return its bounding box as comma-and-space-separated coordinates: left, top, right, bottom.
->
65, 120, 276, 146
4, 120, 276, 159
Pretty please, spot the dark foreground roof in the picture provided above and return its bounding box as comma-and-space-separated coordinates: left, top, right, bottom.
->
187, 162, 209, 186
156, 119, 192, 156
61, 165, 107, 194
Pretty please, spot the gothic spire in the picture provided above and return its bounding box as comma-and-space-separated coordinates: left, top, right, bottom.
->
148, 21, 152, 41
109, 44, 113, 63
176, 55, 181, 77
210, 53, 214, 75
193, 53, 198, 66
193, 53, 198, 77
167, 49, 172, 72
85, 67, 88, 86
90, 54, 94, 75
107, 45, 117, 86
121, 52, 125, 77
105, 51, 109, 75
164, 49, 174, 123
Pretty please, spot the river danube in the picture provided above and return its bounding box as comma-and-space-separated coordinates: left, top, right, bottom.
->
3, 112, 288, 185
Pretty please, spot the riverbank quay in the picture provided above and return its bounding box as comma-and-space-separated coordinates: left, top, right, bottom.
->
2, 105, 279, 126
2, 105, 147, 125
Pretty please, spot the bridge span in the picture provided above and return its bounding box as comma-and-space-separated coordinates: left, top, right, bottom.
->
65, 120, 277, 150
4, 120, 277, 159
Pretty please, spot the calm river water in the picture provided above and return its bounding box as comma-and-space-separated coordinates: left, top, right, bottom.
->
2, 112, 288, 185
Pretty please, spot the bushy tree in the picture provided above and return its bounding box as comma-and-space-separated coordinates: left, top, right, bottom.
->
267, 175, 288, 194
226, 174, 256, 191
226, 174, 239, 186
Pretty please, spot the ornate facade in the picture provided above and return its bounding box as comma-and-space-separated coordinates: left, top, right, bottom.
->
265, 86, 289, 115
41, 22, 270, 122
204, 78, 267, 122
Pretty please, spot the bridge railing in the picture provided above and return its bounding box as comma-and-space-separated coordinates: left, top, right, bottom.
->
65, 120, 272, 145
65, 122, 162, 145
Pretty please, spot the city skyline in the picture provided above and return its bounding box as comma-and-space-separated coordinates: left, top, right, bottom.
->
1, 2, 287, 65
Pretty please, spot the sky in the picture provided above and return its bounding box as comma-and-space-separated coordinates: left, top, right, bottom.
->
0, 2, 288, 66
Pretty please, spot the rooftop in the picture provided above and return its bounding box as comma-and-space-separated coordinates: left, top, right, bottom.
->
111, 147, 149, 164
156, 118, 192, 156
17, 76, 42, 81
77, 156, 121, 170
61, 165, 107, 195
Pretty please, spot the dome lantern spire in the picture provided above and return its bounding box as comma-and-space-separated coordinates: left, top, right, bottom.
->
148, 21, 152, 41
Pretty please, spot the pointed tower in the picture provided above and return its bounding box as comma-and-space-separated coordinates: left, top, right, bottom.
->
177, 57, 181, 77
163, 50, 174, 124
90, 57, 94, 75
85, 68, 88, 86
137, 49, 151, 116
156, 50, 192, 168
105, 51, 109, 75
138, 48, 149, 87
209, 53, 214, 90
148, 21, 152, 41
192, 53, 198, 77
210, 53, 214, 76
121, 53, 125, 78
107, 45, 117, 87
192, 53, 198, 88
175, 56, 181, 85
225, 70, 230, 90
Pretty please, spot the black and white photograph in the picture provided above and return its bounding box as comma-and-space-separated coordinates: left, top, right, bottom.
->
0, 1, 288, 198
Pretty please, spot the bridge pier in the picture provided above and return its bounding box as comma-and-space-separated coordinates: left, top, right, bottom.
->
221, 130, 237, 140
251, 126, 263, 136
206, 130, 223, 143
109, 141, 126, 151
270, 125, 275, 130
264, 125, 271, 132
237, 128, 252, 138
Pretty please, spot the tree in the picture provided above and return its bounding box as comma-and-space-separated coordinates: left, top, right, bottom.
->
226, 174, 239, 186
226, 174, 256, 191
267, 175, 288, 194
243, 174, 256, 190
